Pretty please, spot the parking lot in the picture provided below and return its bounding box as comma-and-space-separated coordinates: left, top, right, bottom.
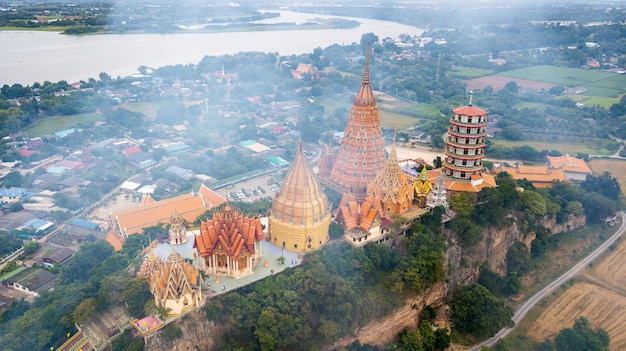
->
215, 173, 280, 203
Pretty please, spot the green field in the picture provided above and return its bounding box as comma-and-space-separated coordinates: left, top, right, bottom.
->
23, 113, 102, 137
499, 65, 626, 98
490, 138, 618, 156
565, 95, 619, 109
449, 66, 494, 79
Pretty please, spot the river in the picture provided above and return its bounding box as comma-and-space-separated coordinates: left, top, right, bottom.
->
0, 11, 423, 86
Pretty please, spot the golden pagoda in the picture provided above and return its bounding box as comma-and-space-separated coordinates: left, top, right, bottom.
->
414, 167, 433, 207
268, 140, 331, 253
138, 247, 202, 317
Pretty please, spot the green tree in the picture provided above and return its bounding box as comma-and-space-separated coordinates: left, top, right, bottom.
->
2, 171, 23, 187
420, 320, 436, 351
433, 328, 450, 350
450, 216, 483, 247
72, 298, 97, 324
520, 190, 547, 221
450, 283, 514, 338
23, 241, 40, 255
120, 278, 152, 318
553, 317, 609, 351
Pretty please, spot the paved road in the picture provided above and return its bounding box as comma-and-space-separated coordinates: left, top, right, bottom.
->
470, 211, 626, 350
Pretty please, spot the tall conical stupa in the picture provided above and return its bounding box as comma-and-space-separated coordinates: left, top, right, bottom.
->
269, 140, 331, 253
329, 51, 386, 193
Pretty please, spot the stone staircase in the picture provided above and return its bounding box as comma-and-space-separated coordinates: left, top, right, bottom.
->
80, 304, 130, 350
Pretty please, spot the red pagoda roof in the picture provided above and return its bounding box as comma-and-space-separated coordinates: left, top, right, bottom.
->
453, 104, 487, 117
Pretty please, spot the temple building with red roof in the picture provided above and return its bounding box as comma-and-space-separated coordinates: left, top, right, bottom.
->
546, 154, 592, 181
194, 203, 264, 278
108, 184, 225, 243
268, 141, 331, 253
495, 164, 567, 188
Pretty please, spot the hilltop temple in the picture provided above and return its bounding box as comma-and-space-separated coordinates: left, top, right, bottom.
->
316, 54, 501, 247
268, 141, 331, 253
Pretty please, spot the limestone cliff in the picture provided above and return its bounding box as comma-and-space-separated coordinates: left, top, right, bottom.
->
445, 213, 586, 295
145, 312, 215, 351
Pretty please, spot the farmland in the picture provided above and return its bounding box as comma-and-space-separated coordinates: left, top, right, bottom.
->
464, 65, 626, 98
527, 282, 626, 350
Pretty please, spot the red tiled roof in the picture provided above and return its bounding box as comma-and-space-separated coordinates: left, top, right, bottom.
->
546, 155, 592, 174
194, 205, 264, 260
453, 104, 488, 117
110, 186, 225, 236
123, 146, 142, 156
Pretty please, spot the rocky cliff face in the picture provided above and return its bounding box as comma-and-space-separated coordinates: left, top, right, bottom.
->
445, 213, 586, 295
145, 312, 215, 351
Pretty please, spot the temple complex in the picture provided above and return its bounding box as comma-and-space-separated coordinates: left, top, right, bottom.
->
336, 138, 429, 246
327, 52, 386, 193
268, 141, 331, 253
138, 247, 202, 317
194, 203, 264, 278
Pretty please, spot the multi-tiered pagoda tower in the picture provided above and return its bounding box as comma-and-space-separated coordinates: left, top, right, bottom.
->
440, 98, 496, 192
443, 100, 488, 181
329, 53, 386, 193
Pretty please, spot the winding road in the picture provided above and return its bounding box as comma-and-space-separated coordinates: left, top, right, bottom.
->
469, 211, 626, 350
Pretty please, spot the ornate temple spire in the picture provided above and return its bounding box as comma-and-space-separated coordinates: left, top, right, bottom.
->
167, 247, 183, 263
329, 50, 386, 192
273, 140, 329, 225
168, 209, 188, 245
372, 131, 412, 211
426, 173, 449, 210
353, 47, 376, 107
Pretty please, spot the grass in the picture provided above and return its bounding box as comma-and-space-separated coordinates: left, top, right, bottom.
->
489, 138, 618, 155
494, 223, 613, 350
23, 112, 102, 137
499, 65, 616, 85
378, 110, 420, 130
448, 66, 494, 79
564, 95, 619, 109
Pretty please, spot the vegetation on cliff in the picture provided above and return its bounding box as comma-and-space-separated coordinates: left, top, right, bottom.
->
203, 213, 446, 351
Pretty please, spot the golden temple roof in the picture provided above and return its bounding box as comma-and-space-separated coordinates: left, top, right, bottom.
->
272, 141, 330, 227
